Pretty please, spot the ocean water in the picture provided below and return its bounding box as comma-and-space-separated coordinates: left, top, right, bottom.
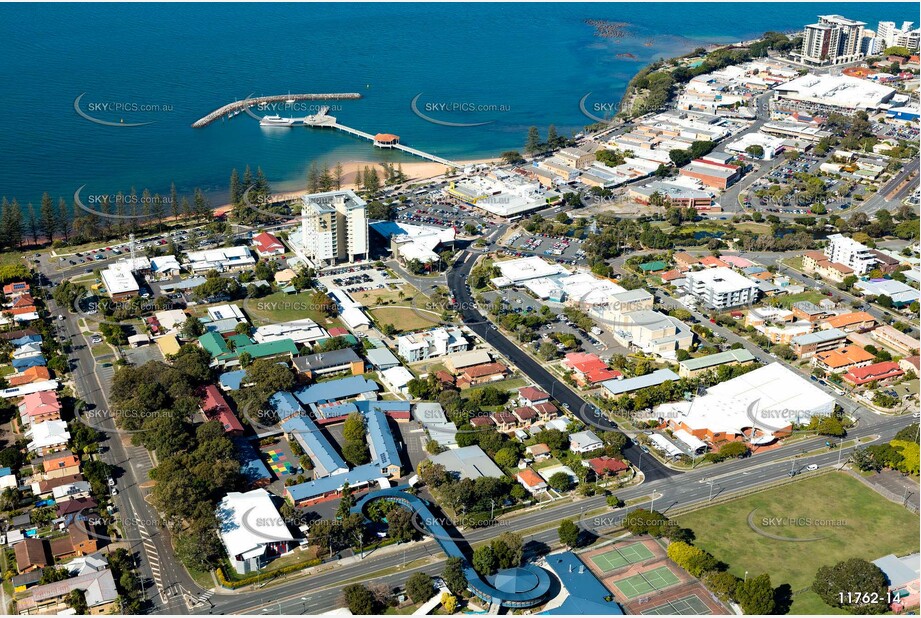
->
0, 2, 914, 206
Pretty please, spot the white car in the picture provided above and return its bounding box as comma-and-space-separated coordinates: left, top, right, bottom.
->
806, 464, 819, 471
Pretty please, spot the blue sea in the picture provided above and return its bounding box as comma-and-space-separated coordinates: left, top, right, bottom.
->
0, 3, 914, 206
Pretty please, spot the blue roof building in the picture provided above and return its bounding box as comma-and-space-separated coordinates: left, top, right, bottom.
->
219, 370, 248, 391
12, 356, 46, 370
269, 391, 305, 420
286, 463, 387, 505
280, 415, 348, 479
366, 409, 401, 476
541, 552, 624, 615
294, 376, 378, 406
601, 369, 680, 397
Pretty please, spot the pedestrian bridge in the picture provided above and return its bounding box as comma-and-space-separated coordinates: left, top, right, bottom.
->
352, 488, 552, 608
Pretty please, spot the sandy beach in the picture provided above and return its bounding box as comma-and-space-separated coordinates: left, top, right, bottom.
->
213, 157, 497, 217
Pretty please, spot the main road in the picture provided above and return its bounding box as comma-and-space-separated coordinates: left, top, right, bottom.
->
39, 271, 202, 614
201, 411, 913, 615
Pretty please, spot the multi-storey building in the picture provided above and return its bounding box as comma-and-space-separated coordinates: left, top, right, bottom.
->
684, 267, 758, 310
800, 15, 867, 65
296, 190, 368, 266
824, 234, 877, 275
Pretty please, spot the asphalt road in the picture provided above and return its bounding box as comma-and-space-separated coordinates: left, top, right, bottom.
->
41, 276, 200, 613
199, 408, 913, 615
446, 249, 677, 483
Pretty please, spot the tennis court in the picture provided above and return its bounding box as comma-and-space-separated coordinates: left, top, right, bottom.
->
641, 594, 711, 615
613, 566, 681, 599
589, 542, 656, 573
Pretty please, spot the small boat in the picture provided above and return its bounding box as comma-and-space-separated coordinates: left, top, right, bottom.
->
260, 115, 295, 127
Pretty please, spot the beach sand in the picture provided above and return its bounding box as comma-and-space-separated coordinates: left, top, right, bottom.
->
213, 157, 497, 216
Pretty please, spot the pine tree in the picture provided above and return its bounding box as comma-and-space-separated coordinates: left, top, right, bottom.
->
180, 196, 192, 219
255, 167, 270, 196
193, 188, 210, 219
365, 166, 380, 193
8, 200, 22, 248
320, 164, 333, 191
525, 126, 542, 154
170, 182, 180, 221
27, 202, 39, 245
307, 162, 321, 193
57, 197, 71, 241
40, 192, 56, 242
333, 162, 343, 190
229, 168, 241, 206
547, 124, 559, 149
150, 193, 165, 228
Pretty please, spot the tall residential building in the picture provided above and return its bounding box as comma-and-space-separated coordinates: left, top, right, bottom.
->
297, 190, 368, 266
684, 267, 758, 310
800, 15, 866, 65
824, 234, 877, 276
878, 21, 921, 51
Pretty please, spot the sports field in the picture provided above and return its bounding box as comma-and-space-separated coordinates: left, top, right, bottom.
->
641, 594, 711, 615
590, 542, 656, 573
675, 473, 919, 615
612, 565, 681, 599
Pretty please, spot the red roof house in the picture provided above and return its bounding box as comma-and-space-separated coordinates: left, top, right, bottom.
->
518, 387, 550, 405
200, 385, 244, 434
562, 353, 621, 386
252, 232, 285, 257
587, 456, 630, 476
843, 362, 904, 387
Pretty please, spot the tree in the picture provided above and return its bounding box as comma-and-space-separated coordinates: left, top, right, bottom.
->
343, 584, 377, 615
558, 519, 580, 548
343, 413, 366, 442
342, 440, 370, 466
548, 471, 573, 492
744, 144, 765, 158
816, 416, 846, 438
493, 446, 520, 469
525, 126, 542, 155
472, 545, 497, 576
735, 573, 775, 614
387, 506, 416, 543
442, 557, 468, 596
65, 589, 88, 615
704, 571, 740, 603
441, 593, 457, 614
492, 532, 524, 568
501, 151, 525, 165
406, 572, 435, 604
813, 559, 888, 614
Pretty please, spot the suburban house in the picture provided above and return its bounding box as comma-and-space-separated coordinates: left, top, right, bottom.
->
569, 430, 604, 454
517, 468, 548, 494
252, 231, 286, 257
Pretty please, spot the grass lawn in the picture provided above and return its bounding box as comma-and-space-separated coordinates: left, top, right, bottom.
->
734, 222, 773, 234
774, 290, 827, 308
243, 291, 344, 329
352, 285, 421, 307
91, 344, 113, 358
369, 306, 440, 333
0, 366, 14, 377
783, 255, 805, 272
460, 377, 528, 399
676, 473, 919, 613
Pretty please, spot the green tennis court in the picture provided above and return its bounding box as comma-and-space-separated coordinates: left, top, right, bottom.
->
613, 566, 681, 599
642, 594, 711, 615
589, 542, 656, 572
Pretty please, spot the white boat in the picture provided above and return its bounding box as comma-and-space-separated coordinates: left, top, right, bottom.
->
260, 115, 295, 127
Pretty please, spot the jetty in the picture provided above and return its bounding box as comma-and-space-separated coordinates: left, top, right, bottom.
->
191, 93, 361, 128
287, 107, 460, 168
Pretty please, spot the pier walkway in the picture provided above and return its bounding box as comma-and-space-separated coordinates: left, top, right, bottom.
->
191, 93, 361, 128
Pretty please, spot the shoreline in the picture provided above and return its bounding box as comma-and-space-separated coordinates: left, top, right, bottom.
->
213, 157, 498, 217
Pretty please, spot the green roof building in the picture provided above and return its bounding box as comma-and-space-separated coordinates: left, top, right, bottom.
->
199, 331, 229, 356
639, 260, 668, 272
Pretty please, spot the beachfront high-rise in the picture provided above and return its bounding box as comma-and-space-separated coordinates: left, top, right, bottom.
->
294, 190, 369, 267
799, 15, 866, 65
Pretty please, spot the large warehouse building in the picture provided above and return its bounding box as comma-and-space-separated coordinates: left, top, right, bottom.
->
650, 363, 835, 445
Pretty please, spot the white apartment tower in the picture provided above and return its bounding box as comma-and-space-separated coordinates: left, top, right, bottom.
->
824, 234, 877, 276
298, 190, 369, 267
801, 15, 867, 65
877, 21, 920, 51
684, 267, 758, 310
